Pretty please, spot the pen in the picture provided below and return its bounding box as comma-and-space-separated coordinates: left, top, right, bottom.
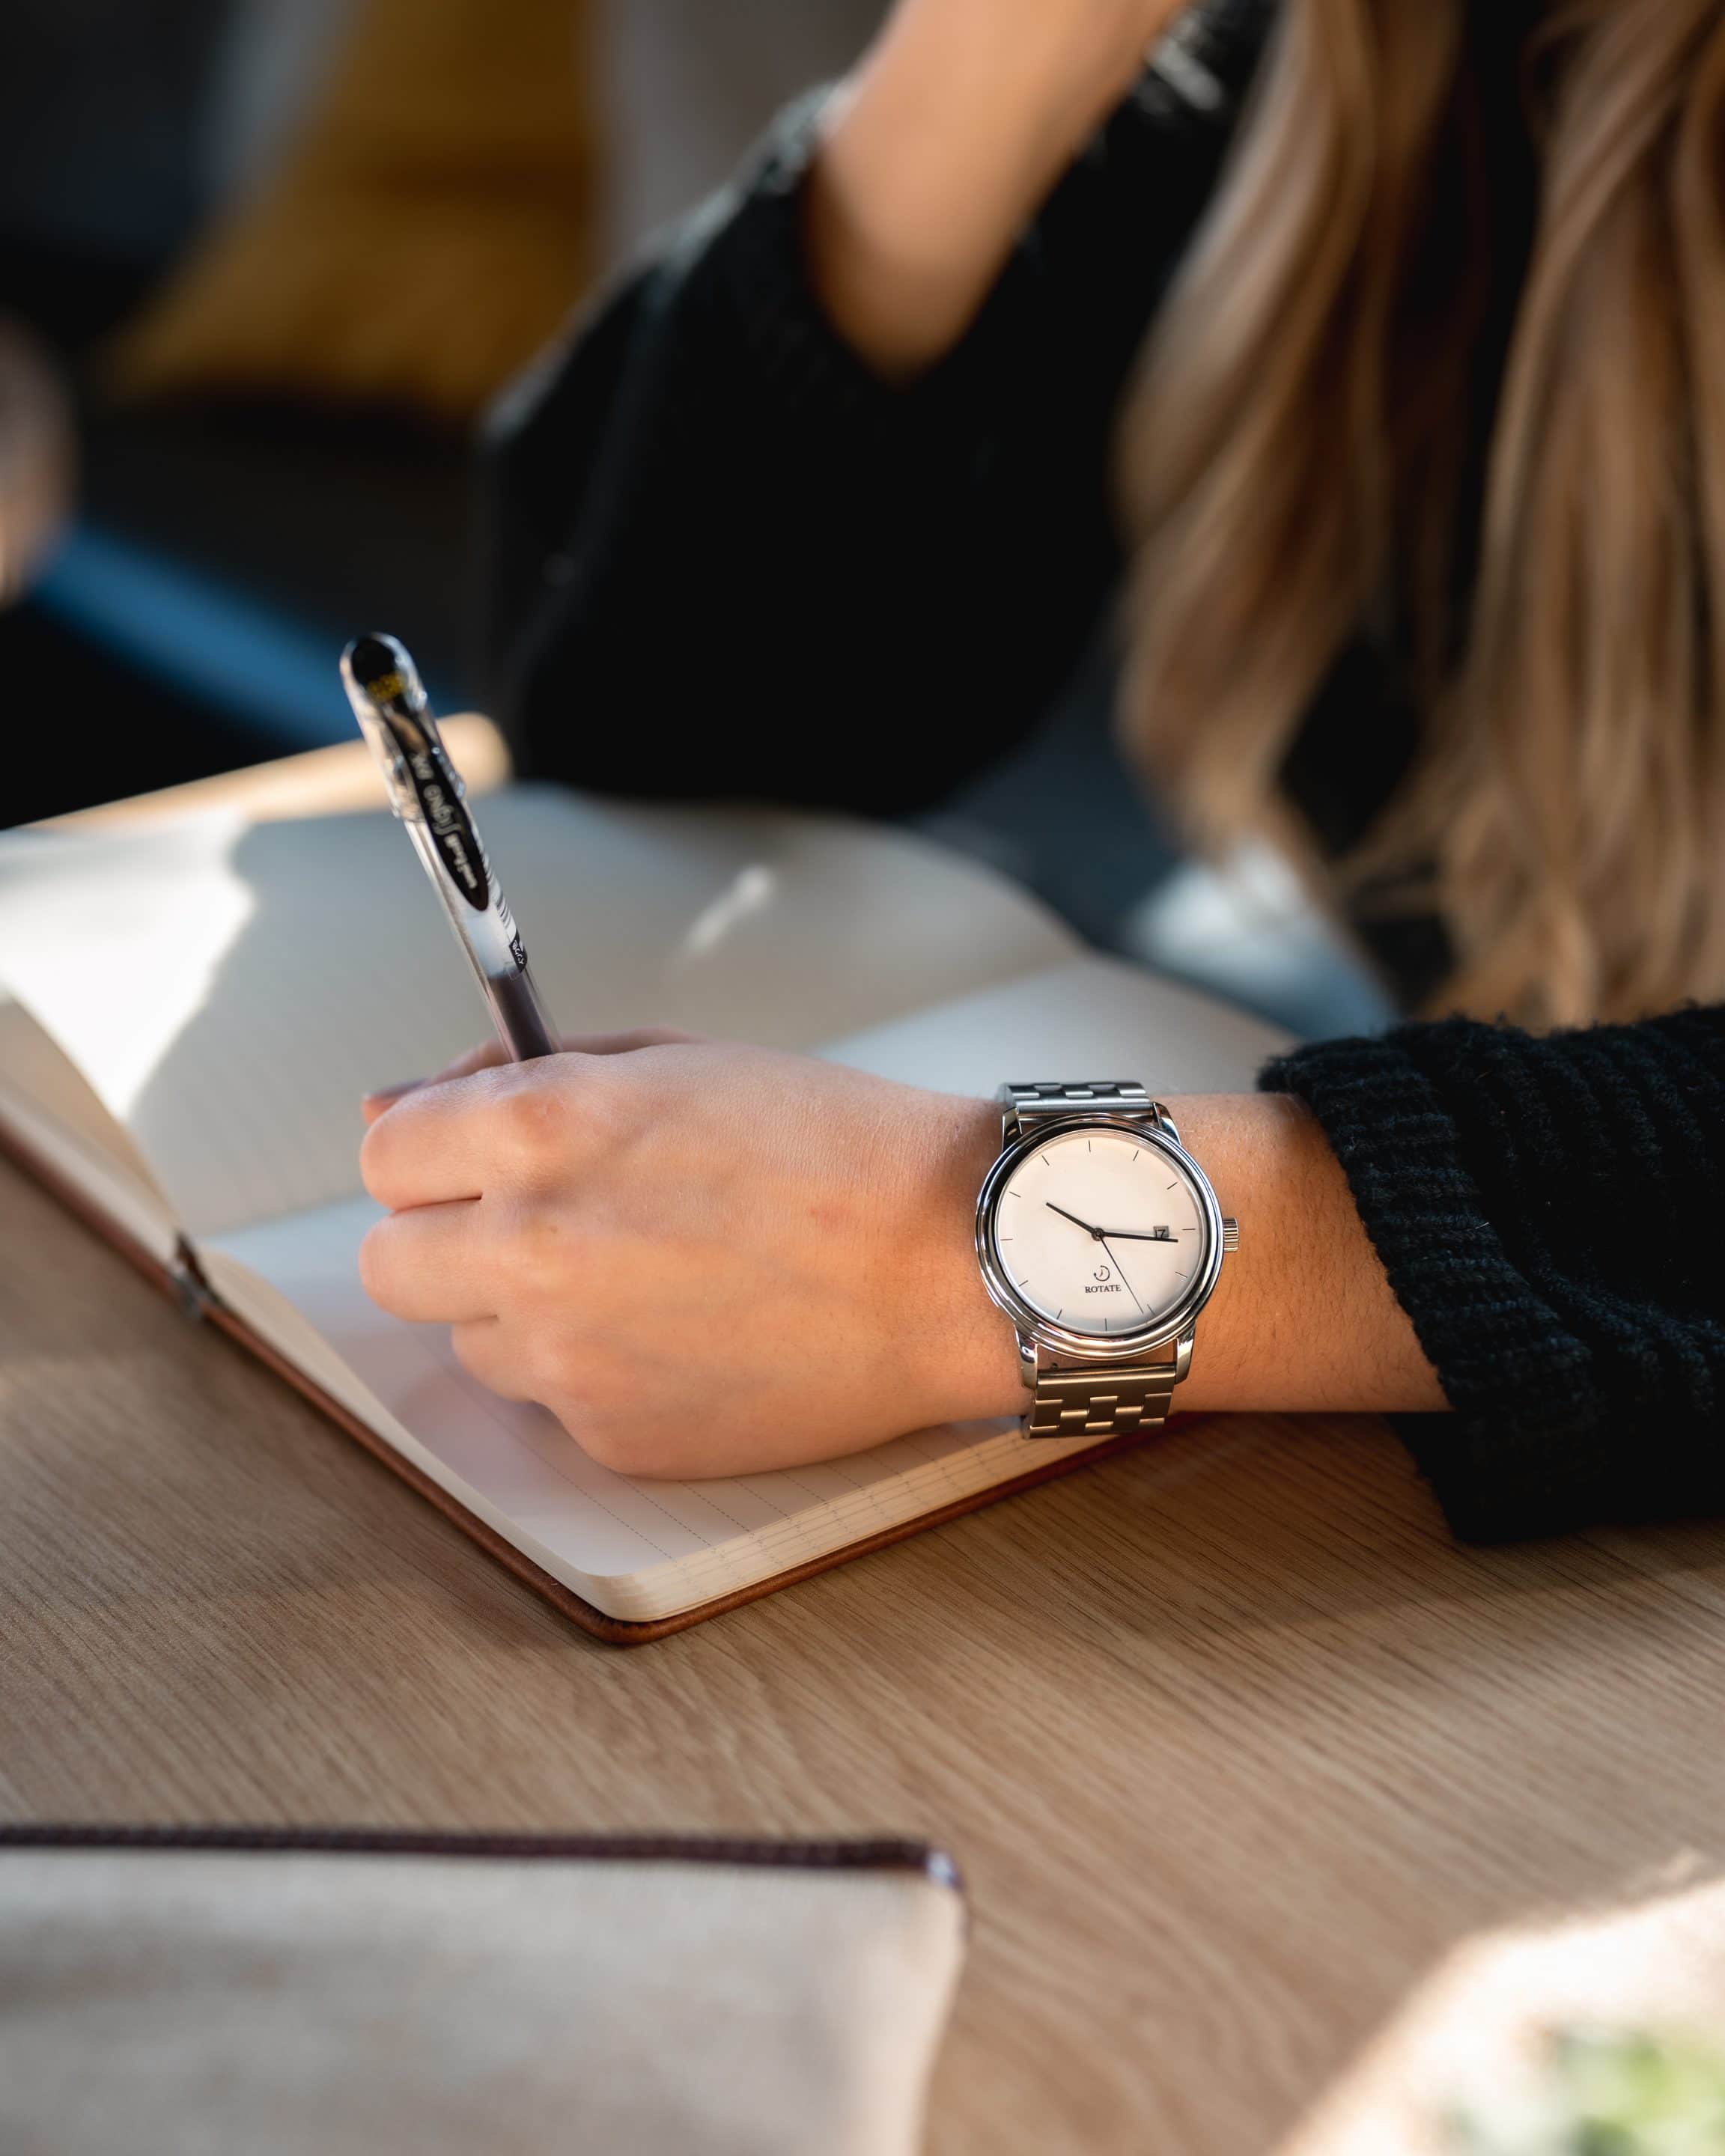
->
340, 632, 560, 1062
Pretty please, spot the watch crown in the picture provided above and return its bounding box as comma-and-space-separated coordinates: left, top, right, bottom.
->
1222, 1217, 1240, 1253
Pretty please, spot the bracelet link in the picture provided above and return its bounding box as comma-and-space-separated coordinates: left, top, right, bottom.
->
1026, 1356, 1180, 1439
1003, 1081, 1166, 1139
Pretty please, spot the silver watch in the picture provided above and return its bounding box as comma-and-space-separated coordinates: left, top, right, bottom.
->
976, 1082, 1238, 1440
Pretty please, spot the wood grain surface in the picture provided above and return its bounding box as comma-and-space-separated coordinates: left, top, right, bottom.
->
7, 1155, 1725, 2152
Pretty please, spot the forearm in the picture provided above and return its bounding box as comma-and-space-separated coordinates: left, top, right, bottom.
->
489, 6, 1241, 796
1262, 1011, 1725, 1538
955, 1093, 1447, 1421
806, 0, 1187, 377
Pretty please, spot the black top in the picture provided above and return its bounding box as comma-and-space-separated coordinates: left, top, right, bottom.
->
479, 4, 1725, 1541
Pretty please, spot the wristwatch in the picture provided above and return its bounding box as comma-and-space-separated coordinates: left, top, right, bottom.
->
976, 1082, 1238, 1439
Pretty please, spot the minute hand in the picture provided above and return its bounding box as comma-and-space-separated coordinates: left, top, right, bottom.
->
1096, 1227, 1187, 1241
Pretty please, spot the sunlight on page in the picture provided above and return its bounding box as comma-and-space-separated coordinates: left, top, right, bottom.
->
0, 790, 1084, 1239
0, 814, 256, 1119
673, 863, 777, 965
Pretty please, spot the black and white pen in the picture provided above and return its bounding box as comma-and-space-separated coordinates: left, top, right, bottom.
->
340, 632, 560, 1062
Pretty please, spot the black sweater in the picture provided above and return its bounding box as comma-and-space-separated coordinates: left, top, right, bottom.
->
479, 8, 1725, 1541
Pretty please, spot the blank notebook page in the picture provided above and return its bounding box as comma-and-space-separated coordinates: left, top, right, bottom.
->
0, 791, 1077, 1239
204, 1197, 1084, 1622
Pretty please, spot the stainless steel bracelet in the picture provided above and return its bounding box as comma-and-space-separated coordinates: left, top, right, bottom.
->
1002, 1081, 1165, 1138
1026, 1356, 1181, 1439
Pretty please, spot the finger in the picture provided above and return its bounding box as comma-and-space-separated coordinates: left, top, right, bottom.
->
358, 1200, 493, 1324
449, 1316, 538, 1404
361, 1051, 613, 1210
361, 1082, 419, 1126
362, 1037, 514, 1125
431, 1028, 696, 1087
359, 1070, 504, 1211
428, 1039, 513, 1086
362, 1029, 699, 1124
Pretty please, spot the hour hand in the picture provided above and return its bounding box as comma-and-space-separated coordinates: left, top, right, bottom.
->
1097, 1226, 1182, 1242
1044, 1202, 1102, 1237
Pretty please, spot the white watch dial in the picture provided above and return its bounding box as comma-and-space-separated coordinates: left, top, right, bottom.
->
991, 1127, 1209, 1338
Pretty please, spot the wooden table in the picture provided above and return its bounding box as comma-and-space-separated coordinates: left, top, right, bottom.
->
10, 742, 1725, 2152
9, 1156, 1725, 2154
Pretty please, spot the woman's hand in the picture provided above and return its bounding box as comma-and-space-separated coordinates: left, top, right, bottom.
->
357, 1035, 1444, 1480
808, 0, 1197, 375
358, 1034, 1024, 1479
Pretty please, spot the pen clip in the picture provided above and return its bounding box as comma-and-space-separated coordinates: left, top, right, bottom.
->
341, 632, 493, 913
340, 633, 460, 826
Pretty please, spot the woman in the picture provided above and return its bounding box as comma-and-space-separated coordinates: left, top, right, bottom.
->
359, 0, 1724, 1541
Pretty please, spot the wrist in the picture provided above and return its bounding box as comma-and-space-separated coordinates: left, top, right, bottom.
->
902, 1091, 1028, 1426
1153, 1095, 1445, 1416
939, 1089, 1446, 1429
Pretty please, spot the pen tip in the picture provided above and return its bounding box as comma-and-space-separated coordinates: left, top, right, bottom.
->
341, 632, 422, 707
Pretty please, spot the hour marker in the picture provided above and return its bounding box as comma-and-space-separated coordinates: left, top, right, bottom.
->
1086, 1140, 1092, 1151
1131, 1149, 1139, 1160
1175, 1270, 1189, 1279
1167, 1181, 1178, 1190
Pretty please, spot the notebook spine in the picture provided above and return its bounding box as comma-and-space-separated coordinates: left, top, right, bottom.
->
171, 1235, 217, 1323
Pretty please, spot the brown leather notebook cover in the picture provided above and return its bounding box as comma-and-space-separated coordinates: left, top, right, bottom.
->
2, 1120, 1142, 1645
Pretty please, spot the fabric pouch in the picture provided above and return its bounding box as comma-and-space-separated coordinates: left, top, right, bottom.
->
0, 1827, 965, 2156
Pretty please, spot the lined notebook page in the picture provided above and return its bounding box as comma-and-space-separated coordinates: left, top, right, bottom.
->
0, 791, 1076, 1239
203, 1196, 1089, 1624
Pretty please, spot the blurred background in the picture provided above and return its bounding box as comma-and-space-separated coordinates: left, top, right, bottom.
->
0, 0, 884, 814
0, 0, 1387, 1035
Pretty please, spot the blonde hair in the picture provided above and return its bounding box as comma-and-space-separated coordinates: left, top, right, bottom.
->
1118, 0, 1725, 1026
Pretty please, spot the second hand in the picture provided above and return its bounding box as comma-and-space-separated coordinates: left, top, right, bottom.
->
1098, 1236, 1145, 1315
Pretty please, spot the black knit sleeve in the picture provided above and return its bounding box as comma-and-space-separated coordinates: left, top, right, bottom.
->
1260, 1008, 1725, 1540
478, 64, 1249, 814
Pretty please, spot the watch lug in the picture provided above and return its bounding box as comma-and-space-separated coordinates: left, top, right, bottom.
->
1172, 1330, 1195, 1384
996, 1082, 1023, 1146
1017, 1333, 1038, 1392
1150, 1100, 1180, 1144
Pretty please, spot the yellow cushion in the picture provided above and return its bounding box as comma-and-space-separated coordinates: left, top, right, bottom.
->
110, 0, 597, 424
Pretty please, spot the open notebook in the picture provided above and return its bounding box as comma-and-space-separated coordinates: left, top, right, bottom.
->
0, 785, 1287, 1639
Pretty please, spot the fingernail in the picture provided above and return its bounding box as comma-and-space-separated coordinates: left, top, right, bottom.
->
362, 1079, 419, 1105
